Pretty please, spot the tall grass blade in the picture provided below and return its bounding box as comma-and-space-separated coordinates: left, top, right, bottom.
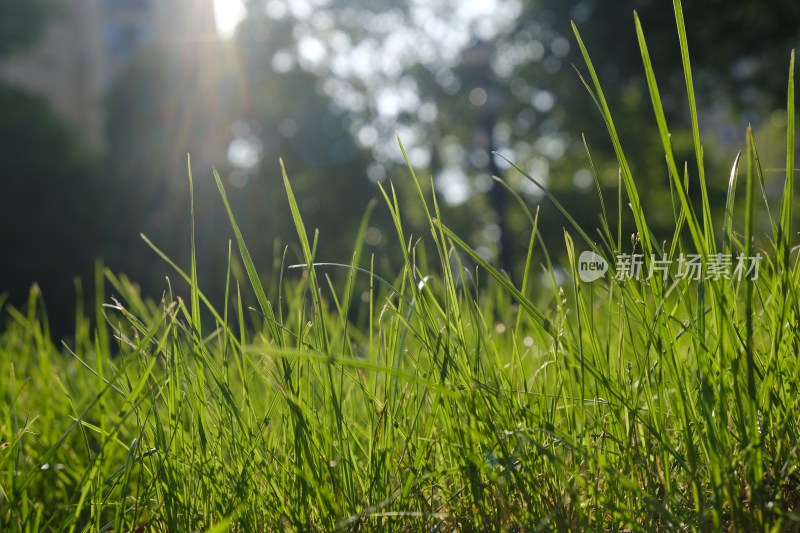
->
213, 168, 283, 347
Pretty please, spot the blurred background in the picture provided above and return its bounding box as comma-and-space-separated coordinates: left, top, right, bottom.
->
1, 0, 799, 338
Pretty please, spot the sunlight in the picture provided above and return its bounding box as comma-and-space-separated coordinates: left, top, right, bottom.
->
213, 0, 246, 37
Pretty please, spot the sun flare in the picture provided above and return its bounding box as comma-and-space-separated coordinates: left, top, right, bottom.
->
213, 0, 246, 37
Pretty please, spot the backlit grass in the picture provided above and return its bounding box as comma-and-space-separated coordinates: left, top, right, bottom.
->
2, 1, 799, 530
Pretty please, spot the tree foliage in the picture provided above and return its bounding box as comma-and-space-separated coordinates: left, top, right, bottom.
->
0, 0, 57, 58
0, 0, 105, 337
236, 0, 800, 278
0, 83, 104, 333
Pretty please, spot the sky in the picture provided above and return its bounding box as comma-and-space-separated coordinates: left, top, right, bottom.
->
213, 0, 246, 37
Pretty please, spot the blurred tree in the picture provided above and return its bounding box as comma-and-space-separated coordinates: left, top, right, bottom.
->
0, 0, 107, 338
431, 0, 800, 268
0, 83, 104, 334
0, 0, 57, 57
239, 0, 800, 279
230, 11, 379, 268
103, 41, 234, 301
102, 18, 379, 311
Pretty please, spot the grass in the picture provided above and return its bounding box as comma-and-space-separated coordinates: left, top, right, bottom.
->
2, 0, 800, 530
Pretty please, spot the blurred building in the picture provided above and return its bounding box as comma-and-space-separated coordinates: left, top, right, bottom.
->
0, 0, 218, 148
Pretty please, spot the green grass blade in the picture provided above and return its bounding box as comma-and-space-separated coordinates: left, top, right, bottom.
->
280, 159, 330, 353
633, 12, 706, 259
571, 21, 652, 260
723, 151, 742, 256
213, 168, 283, 347
673, 0, 715, 251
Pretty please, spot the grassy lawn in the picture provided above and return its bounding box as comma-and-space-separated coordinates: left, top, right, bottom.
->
2, 3, 800, 531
